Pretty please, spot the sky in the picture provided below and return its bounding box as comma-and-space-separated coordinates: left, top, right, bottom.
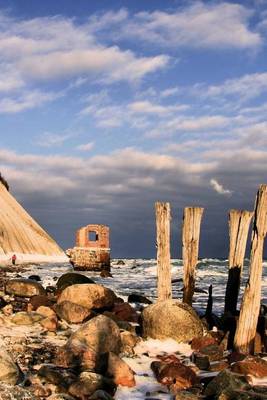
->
0, 0, 267, 258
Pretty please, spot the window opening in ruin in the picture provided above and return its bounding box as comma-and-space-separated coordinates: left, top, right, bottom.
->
89, 231, 98, 241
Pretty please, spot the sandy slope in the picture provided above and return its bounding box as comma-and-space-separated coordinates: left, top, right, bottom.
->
0, 183, 68, 263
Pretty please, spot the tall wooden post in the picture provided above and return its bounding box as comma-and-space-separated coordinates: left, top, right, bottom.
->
234, 185, 267, 354
224, 210, 253, 314
155, 202, 172, 301
182, 207, 204, 305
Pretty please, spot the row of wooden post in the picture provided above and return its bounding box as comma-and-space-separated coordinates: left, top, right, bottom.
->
155, 184, 267, 354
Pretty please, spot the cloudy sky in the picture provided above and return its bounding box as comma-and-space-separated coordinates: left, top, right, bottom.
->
0, 0, 267, 258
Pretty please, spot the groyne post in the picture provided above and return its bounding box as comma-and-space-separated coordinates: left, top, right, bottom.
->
234, 185, 267, 354
182, 207, 204, 305
224, 209, 253, 314
155, 202, 172, 301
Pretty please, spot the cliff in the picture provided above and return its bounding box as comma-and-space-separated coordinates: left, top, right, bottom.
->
0, 178, 68, 264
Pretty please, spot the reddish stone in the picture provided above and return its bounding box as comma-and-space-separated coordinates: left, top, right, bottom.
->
107, 352, 136, 387
231, 356, 267, 378
191, 336, 217, 351
111, 302, 139, 323
151, 360, 197, 389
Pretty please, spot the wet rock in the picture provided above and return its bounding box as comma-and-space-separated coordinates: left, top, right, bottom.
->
11, 311, 44, 325
56, 273, 94, 291
55, 301, 94, 324
107, 352, 136, 387
100, 270, 113, 278
0, 348, 20, 384
30, 295, 55, 310
128, 293, 152, 304
151, 358, 197, 390
5, 278, 46, 297
231, 356, 267, 378
142, 300, 204, 342
111, 302, 139, 323
57, 284, 116, 311
28, 275, 41, 282
115, 260, 125, 265
204, 369, 250, 398
68, 372, 115, 398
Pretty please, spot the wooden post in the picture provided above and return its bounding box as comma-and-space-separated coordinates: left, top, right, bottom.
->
182, 207, 204, 305
234, 185, 267, 354
224, 210, 253, 314
155, 202, 172, 301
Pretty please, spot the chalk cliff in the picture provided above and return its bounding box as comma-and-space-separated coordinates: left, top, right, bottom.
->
0, 178, 67, 263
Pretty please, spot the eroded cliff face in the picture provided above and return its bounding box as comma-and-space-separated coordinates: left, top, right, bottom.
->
0, 181, 67, 263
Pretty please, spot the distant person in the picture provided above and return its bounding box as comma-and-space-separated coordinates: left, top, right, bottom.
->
11, 254, 17, 265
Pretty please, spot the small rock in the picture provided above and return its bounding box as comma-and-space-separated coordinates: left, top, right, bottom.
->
120, 331, 140, 356
11, 311, 44, 325
191, 335, 217, 351
30, 295, 55, 310
112, 302, 139, 323
115, 260, 125, 265
100, 270, 113, 278
151, 359, 197, 390
36, 306, 56, 318
191, 352, 210, 370
28, 275, 41, 282
107, 352, 136, 387
40, 315, 58, 332
5, 278, 46, 297
198, 344, 224, 362
128, 293, 152, 304
2, 304, 13, 316
231, 356, 267, 378
89, 390, 114, 400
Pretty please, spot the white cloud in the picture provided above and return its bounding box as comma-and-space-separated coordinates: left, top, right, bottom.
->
0, 90, 61, 113
36, 132, 74, 148
93, 3, 261, 49
76, 141, 94, 151
128, 100, 187, 115
210, 179, 232, 196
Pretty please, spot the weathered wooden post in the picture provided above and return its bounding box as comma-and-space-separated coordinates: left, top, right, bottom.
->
234, 185, 267, 354
224, 210, 253, 314
182, 207, 204, 305
155, 202, 172, 301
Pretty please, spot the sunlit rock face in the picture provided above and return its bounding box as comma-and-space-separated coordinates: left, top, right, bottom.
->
0, 179, 68, 263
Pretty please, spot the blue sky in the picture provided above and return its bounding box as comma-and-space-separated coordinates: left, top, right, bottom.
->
0, 0, 267, 257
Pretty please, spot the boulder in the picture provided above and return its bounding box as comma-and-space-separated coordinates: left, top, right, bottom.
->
111, 302, 139, 323
120, 331, 140, 356
67, 315, 121, 355
36, 306, 56, 318
191, 335, 218, 351
57, 284, 116, 310
88, 390, 114, 400
107, 352, 136, 387
11, 312, 44, 325
47, 395, 75, 400
37, 364, 76, 389
128, 293, 152, 304
5, 278, 46, 297
204, 369, 250, 398
30, 295, 55, 310
142, 300, 204, 342
0, 383, 34, 399
68, 372, 115, 398
0, 348, 20, 384
40, 315, 58, 331
55, 301, 93, 324
56, 273, 94, 291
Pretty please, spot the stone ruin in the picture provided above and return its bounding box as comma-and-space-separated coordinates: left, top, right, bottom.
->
68, 224, 110, 271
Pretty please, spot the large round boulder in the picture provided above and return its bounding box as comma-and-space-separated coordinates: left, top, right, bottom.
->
5, 278, 46, 297
142, 300, 204, 342
67, 314, 121, 355
57, 284, 116, 310
56, 273, 94, 291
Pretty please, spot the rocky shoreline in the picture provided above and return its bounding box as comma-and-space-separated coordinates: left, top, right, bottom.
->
0, 264, 266, 400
